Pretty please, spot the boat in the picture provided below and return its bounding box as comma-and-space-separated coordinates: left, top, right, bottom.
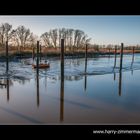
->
32, 63, 50, 69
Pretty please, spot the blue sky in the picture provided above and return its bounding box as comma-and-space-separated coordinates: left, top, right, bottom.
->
0, 16, 140, 45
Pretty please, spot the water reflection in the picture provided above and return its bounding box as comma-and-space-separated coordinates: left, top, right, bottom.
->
0, 77, 10, 101
36, 72, 40, 107
131, 47, 135, 68
64, 75, 82, 81
118, 69, 122, 96
84, 57, 87, 92
131, 69, 133, 75
114, 71, 116, 81
0, 78, 30, 88
60, 39, 64, 122
60, 74, 64, 122
6, 78, 9, 102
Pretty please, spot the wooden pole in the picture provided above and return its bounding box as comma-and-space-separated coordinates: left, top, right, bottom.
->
61, 39, 64, 81
120, 43, 124, 71
6, 41, 9, 73
85, 44, 87, 66
131, 46, 135, 67
60, 39, 64, 122
36, 41, 40, 107
114, 45, 117, 68
32, 46, 35, 61
40, 45, 42, 62
108, 47, 110, 58
118, 43, 123, 96
36, 41, 39, 75
84, 44, 88, 91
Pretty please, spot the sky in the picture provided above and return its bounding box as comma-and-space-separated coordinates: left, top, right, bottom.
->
0, 16, 140, 45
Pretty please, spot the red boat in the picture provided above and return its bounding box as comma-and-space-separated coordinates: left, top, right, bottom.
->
32, 63, 50, 69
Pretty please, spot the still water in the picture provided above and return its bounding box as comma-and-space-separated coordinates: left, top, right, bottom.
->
0, 54, 140, 124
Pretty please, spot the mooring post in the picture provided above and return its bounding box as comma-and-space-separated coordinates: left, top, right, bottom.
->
36, 41, 40, 107
118, 43, 123, 96
6, 41, 9, 73
85, 44, 87, 68
84, 44, 88, 91
131, 46, 135, 67
120, 43, 124, 71
40, 45, 42, 62
32, 46, 35, 61
108, 47, 110, 58
114, 45, 117, 68
61, 39, 64, 82
36, 41, 39, 75
60, 39, 64, 122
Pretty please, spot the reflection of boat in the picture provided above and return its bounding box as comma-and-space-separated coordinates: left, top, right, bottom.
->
32, 63, 50, 69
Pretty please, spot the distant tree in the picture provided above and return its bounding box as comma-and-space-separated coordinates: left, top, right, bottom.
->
93, 44, 99, 51
28, 33, 38, 47
41, 28, 91, 52
50, 29, 58, 48
13, 25, 31, 52
40, 32, 51, 47
0, 23, 12, 46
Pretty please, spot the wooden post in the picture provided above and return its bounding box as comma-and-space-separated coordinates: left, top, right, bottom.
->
60, 39, 64, 122
36, 41, 39, 75
118, 43, 123, 96
36, 41, 40, 107
32, 46, 35, 61
6, 41, 9, 73
40, 45, 42, 62
84, 44, 88, 91
108, 47, 110, 58
114, 45, 117, 68
131, 46, 135, 67
85, 44, 87, 67
72, 45, 74, 58
61, 39, 64, 81
120, 43, 124, 71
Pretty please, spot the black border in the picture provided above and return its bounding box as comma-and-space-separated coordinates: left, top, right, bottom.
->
0, 1, 140, 15
1, 0, 140, 137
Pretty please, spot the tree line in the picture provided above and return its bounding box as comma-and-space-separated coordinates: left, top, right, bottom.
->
0, 23, 91, 51
1, 22, 139, 53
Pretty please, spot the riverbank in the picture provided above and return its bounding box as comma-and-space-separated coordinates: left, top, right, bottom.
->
0, 47, 140, 60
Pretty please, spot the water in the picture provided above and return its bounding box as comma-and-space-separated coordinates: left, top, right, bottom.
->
0, 54, 140, 124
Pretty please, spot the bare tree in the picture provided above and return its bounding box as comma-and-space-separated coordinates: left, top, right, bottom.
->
68, 29, 74, 50
28, 33, 38, 47
0, 23, 12, 46
13, 25, 31, 52
41, 28, 91, 52
50, 29, 58, 48
58, 28, 62, 47
40, 32, 51, 47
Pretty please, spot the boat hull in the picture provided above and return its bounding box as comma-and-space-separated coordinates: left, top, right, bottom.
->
32, 64, 50, 69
